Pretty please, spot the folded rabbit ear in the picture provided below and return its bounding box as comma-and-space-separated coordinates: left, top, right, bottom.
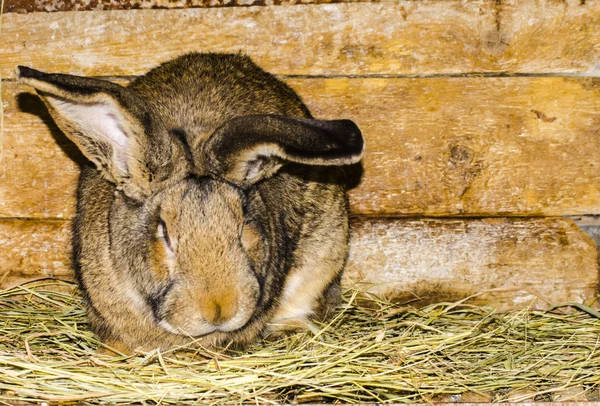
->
17, 66, 153, 200
202, 114, 364, 187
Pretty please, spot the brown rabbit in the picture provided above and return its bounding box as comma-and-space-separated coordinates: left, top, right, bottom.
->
17, 53, 363, 353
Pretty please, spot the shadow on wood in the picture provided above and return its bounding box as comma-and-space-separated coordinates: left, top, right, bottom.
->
16, 92, 88, 168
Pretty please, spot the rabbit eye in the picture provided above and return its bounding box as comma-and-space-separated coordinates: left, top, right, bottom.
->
157, 219, 173, 252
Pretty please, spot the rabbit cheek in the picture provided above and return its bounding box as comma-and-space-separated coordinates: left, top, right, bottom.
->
241, 223, 263, 267
149, 237, 174, 284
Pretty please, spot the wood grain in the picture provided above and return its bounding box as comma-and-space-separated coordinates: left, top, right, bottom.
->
298, 77, 600, 216
347, 217, 599, 310
0, 220, 71, 289
0, 87, 81, 219
3, 1, 600, 77
1, 217, 597, 310
4, 0, 372, 13
3, 76, 600, 218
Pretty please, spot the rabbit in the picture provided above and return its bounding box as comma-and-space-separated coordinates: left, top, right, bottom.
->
17, 52, 364, 353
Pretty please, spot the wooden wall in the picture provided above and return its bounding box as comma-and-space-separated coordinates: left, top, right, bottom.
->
1, 0, 599, 309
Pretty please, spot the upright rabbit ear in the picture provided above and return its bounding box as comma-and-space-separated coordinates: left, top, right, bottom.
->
17, 66, 153, 200
202, 115, 364, 187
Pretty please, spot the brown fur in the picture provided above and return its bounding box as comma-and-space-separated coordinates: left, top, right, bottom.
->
17, 53, 363, 352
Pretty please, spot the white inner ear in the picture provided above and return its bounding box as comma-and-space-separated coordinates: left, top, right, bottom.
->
238, 144, 284, 183
51, 98, 130, 172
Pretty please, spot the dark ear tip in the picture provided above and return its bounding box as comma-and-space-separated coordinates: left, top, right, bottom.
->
338, 119, 364, 155
16, 65, 44, 80
336, 119, 361, 137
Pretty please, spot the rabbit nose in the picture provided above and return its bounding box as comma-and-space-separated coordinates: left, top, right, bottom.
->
200, 297, 238, 325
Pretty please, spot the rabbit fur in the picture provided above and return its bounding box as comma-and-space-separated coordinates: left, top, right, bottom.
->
17, 53, 363, 353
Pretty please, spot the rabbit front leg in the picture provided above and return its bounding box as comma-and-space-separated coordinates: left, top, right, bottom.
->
266, 212, 349, 335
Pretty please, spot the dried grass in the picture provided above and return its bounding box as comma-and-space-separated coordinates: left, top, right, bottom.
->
1, 279, 600, 404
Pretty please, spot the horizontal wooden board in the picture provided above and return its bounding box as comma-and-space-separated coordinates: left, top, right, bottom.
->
3, 1, 600, 77
346, 217, 599, 310
0, 219, 72, 288
1, 217, 597, 310
4, 0, 370, 13
300, 77, 600, 216
0, 85, 81, 219
3, 76, 600, 218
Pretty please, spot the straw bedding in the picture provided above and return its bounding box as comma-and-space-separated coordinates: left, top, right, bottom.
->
1, 279, 599, 404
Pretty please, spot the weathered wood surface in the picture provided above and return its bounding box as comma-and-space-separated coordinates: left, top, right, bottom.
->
0, 220, 71, 288
3, 76, 600, 218
301, 77, 600, 216
4, 0, 371, 13
347, 217, 599, 310
3, 1, 600, 77
1, 217, 597, 310
0, 85, 81, 219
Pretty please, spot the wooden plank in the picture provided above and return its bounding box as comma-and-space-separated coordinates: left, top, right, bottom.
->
1, 217, 597, 311
4, 0, 372, 13
3, 76, 600, 218
0, 220, 71, 288
298, 76, 600, 216
347, 217, 599, 310
3, 1, 600, 77
0, 86, 81, 219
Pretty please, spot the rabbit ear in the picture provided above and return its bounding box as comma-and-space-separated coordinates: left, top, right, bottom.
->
202, 114, 364, 187
17, 66, 153, 200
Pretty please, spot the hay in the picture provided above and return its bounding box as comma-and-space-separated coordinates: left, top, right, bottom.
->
1, 279, 599, 404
